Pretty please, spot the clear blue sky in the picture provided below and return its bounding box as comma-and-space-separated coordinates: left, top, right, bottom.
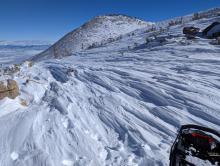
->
0, 0, 219, 41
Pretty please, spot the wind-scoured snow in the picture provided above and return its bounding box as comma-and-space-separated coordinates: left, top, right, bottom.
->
0, 8, 220, 166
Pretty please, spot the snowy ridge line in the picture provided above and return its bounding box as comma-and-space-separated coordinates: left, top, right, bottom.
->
0, 7, 220, 166
34, 7, 220, 62
92, 7, 220, 50
32, 14, 154, 60
156, 7, 220, 28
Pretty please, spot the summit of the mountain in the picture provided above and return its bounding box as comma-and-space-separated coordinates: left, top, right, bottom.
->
1, 8, 220, 166
32, 14, 154, 61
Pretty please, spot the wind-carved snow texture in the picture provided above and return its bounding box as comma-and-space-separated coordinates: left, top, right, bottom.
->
0, 8, 220, 166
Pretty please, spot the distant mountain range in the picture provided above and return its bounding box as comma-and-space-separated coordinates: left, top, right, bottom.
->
0, 40, 52, 46
0, 7, 220, 166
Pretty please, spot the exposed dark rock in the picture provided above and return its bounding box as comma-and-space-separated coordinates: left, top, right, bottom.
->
183, 27, 200, 36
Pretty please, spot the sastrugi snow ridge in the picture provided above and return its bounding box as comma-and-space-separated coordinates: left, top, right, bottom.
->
0, 8, 220, 166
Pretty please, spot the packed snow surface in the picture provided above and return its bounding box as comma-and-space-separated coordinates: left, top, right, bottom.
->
0, 9, 220, 166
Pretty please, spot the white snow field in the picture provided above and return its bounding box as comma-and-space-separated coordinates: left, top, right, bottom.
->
0, 8, 220, 166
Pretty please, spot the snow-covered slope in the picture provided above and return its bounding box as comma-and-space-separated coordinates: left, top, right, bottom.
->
0, 9, 220, 166
32, 14, 153, 61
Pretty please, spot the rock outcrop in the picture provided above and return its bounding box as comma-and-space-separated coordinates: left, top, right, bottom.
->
183, 27, 200, 36
0, 79, 19, 100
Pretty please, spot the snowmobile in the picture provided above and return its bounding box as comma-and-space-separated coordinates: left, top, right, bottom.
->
170, 124, 220, 166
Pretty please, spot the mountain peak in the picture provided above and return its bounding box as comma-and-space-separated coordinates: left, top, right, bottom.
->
95, 14, 142, 20
32, 14, 153, 61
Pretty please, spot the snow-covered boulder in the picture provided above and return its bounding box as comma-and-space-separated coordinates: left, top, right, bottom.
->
32, 14, 154, 61
0, 79, 19, 100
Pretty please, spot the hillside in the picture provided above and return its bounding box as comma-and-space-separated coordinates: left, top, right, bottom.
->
32, 14, 153, 61
0, 8, 220, 166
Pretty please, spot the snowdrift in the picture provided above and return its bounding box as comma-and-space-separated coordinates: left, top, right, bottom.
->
0, 8, 220, 166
